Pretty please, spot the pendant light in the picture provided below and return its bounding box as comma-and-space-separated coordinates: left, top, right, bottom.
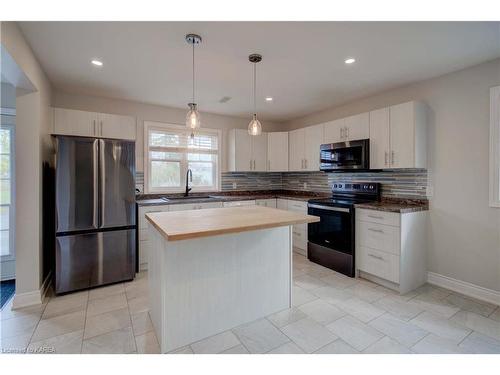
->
248, 53, 262, 136
185, 34, 202, 133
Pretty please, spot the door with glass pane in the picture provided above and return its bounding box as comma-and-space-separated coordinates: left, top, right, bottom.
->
1, 115, 15, 280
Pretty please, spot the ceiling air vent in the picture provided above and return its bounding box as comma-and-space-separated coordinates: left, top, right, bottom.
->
219, 96, 231, 103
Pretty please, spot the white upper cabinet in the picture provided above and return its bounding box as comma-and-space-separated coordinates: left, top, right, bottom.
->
288, 128, 305, 171
54, 108, 98, 137
98, 113, 136, 140
304, 124, 324, 171
228, 129, 268, 172
369, 101, 427, 169
323, 113, 369, 143
53, 108, 136, 141
324, 118, 345, 144
344, 112, 369, 141
267, 132, 289, 171
369, 107, 390, 169
389, 101, 427, 169
289, 125, 323, 171
252, 132, 268, 171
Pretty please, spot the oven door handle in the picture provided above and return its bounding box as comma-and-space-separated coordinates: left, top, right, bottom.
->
308, 204, 350, 213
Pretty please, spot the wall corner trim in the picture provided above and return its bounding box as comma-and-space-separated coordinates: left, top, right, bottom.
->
11, 272, 52, 309
427, 271, 500, 306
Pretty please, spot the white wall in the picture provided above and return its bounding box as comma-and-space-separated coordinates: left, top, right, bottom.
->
51, 90, 286, 173
1, 22, 53, 305
285, 59, 500, 293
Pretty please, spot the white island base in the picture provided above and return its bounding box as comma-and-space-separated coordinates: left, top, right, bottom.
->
148, 225, 292, 353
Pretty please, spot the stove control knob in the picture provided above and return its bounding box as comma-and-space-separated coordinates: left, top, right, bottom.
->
333, 184, 337, 188
339, 184, 342, 188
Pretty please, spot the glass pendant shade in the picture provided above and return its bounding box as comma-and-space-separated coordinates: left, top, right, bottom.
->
186, 103, 201, 130
248, 114, 262, 136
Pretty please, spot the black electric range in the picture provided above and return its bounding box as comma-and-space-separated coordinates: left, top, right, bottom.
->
307, 182, 380, 277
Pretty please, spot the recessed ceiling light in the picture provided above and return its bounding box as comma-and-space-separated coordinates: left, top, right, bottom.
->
344, 58, 356, 64
91, 59, 103, 67
265, 97, 273, 102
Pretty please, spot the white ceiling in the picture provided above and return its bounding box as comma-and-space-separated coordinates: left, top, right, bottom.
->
19, 22, 500, 122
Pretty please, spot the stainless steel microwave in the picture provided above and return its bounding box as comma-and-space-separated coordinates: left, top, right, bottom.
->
319, 139, 370, 171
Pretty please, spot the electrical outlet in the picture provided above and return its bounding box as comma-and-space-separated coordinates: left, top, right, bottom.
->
303, 182, 308, 190
232, 182, 237, 189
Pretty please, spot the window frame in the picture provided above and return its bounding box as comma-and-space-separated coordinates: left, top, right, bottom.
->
0, 114, 15, 262
490, 86, 500, 208
144, 121, 221, 194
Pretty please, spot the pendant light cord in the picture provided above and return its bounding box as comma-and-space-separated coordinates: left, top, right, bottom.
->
253, 62, 256, 115
192, 42, 195, 104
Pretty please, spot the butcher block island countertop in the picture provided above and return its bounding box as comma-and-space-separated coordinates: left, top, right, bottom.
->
145, 205, 320, 241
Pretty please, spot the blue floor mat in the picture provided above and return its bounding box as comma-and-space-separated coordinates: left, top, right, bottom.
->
0, 280, 15, 309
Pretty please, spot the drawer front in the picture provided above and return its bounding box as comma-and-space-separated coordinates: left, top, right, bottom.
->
139, 228, 149, 241
256, 199, 277, 208
223, 200, 256, 207
357, 208, 399, 227
357, 221, 400, 255
138, 205, 169, 229
358, 246, 400, 283
287, 200, 307, 212
170, 202, 223, 211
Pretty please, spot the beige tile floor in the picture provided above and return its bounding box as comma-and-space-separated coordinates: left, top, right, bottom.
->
1, 252, 500, 354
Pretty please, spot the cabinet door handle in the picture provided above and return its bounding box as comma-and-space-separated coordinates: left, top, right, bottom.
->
268, 160, 270, 170
368, 253, 384, 261
249, 160, 252, 170
93, 120, 96, 135
253, 160, 256, 170
384, 151, 388, 166
340, 127, 344, 139
391, 150, 395, 165
368, 228, 384, 233
293, 231, 301, 236
304, 159, 308, 169
345, 127, 349, 140
100, 121, 103, 136
367, 214, 384, 219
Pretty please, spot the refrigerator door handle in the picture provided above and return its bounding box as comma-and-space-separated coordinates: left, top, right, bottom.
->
93, 140, 99, 228
98, 139, 105, 228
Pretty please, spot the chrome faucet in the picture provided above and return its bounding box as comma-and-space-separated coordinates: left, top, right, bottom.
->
184, 168, 193, 197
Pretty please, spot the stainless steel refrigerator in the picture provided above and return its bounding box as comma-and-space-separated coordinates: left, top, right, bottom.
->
54, 135, 136, 294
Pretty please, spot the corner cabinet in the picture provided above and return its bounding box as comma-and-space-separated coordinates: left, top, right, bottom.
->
228, 129, 268, 172
53, 107, 136, 141
369, 101, 427, 169
289, 124, 323, 171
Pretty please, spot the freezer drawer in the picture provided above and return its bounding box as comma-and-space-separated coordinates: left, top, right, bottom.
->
55, 229, 135, 294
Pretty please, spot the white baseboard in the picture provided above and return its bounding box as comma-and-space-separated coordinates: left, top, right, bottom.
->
427, 272, 500, 306
12, 272, 52, 309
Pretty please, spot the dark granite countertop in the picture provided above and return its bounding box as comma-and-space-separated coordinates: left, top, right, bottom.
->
136, 190, 328, 206
355, 198, 429, 213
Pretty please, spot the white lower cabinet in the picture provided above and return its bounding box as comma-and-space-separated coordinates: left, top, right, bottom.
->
222, 200, 256, 207
138, 204, 170, 271
169, 202, 222, 211
286, 200, 308, 256
355, 208, 427, 294
255, 198, 277, 208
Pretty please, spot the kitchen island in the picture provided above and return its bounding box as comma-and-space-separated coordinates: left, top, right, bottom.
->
145, 205, 319, 353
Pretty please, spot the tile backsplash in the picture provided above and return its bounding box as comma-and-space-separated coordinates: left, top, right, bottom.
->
222, 169, 428, 199
138, 170, 428, 199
